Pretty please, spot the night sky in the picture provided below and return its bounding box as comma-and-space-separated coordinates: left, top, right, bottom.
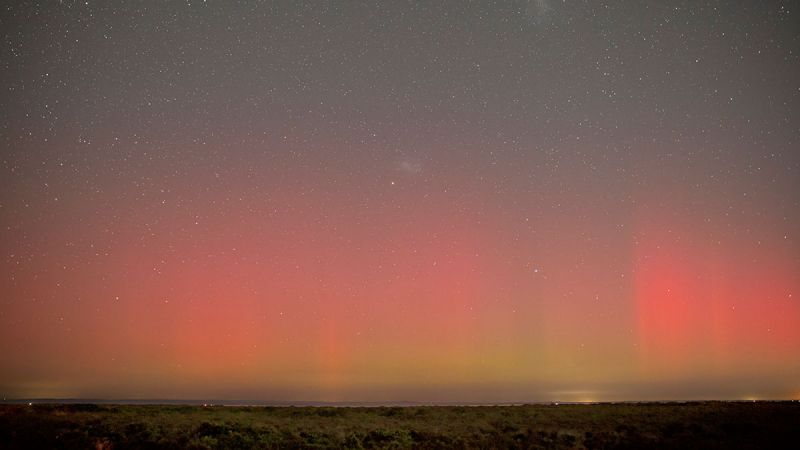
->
1, 1, 799, 402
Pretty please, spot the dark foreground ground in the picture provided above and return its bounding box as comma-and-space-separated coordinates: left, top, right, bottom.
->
1, 401, 798, 449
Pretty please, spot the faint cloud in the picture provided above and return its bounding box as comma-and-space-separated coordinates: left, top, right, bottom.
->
397, 160, 423, 175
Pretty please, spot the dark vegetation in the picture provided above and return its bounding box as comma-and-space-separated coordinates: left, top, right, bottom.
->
1, 401, 798, 449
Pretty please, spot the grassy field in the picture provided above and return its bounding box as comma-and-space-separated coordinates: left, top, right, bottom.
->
1, 401, 798, 449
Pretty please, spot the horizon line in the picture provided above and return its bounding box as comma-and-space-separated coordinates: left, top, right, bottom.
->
3, 398, 798, 406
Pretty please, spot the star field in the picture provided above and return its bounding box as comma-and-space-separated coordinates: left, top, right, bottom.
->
1, 1, 799, 402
